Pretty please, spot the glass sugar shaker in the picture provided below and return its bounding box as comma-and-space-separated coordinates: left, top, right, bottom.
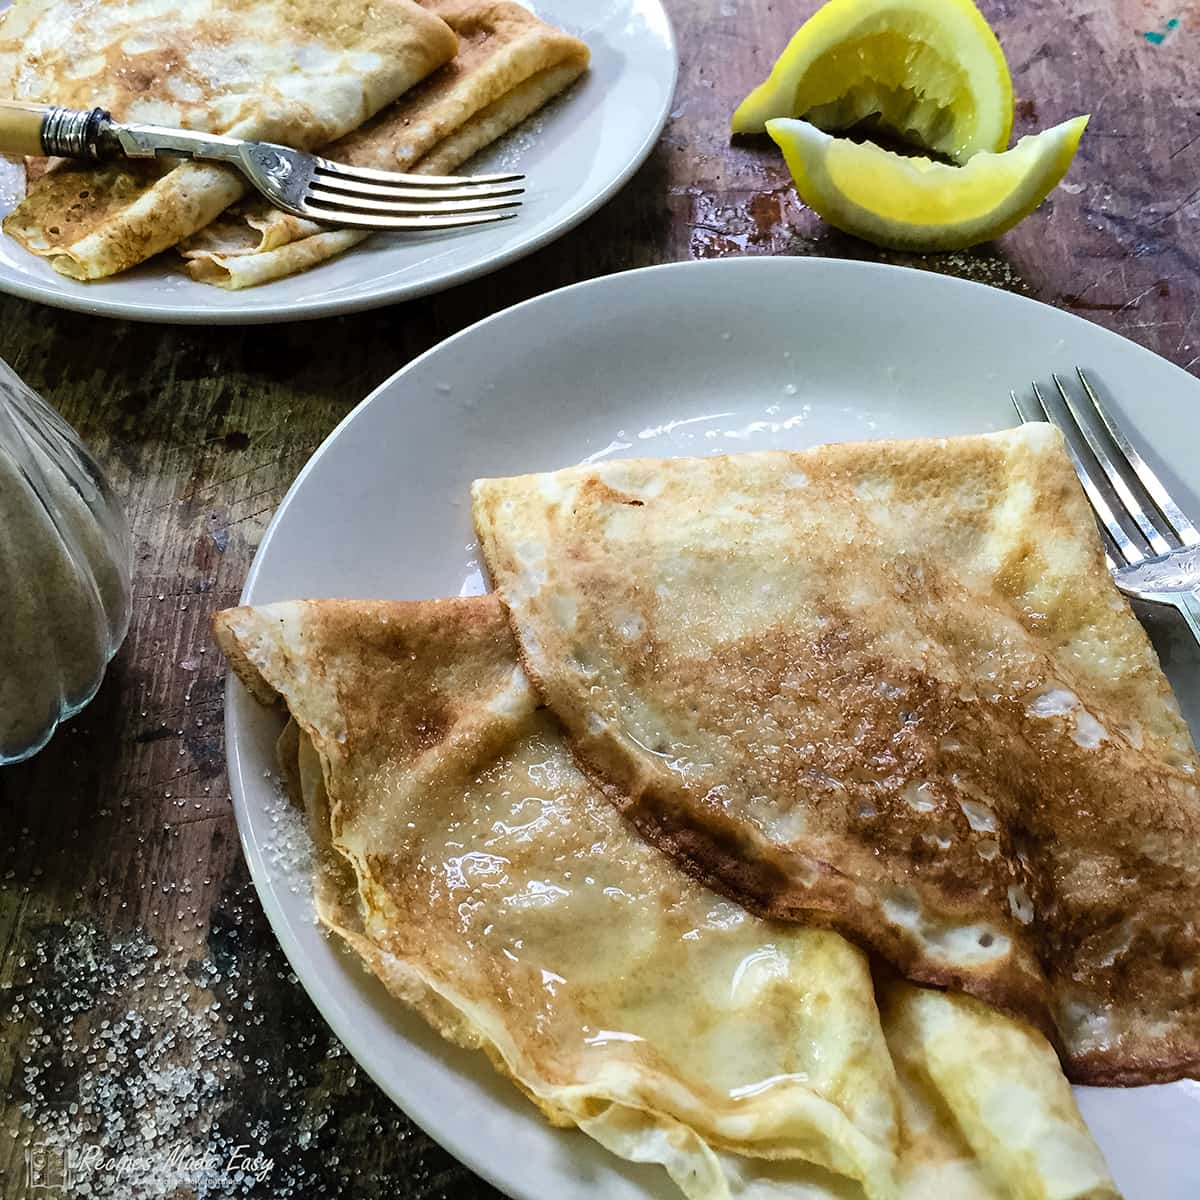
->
0, 357, 132, 764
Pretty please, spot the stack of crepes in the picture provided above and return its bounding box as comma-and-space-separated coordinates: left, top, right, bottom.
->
0, 0, 588, 287
216, 423, 1200, 1199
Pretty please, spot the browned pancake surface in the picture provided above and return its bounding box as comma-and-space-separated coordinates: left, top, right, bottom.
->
472, 426, 1200, 1084
0, 0, 457, 276
179, 0, 589, 287
214, 594, 1120, 1199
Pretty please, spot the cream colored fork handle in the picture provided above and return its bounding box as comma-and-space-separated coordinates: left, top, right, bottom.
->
0, 100, 48, 158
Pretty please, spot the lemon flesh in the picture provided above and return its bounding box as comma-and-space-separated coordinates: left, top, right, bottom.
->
766, 115, 1088, 252
733, 0, 1013, 163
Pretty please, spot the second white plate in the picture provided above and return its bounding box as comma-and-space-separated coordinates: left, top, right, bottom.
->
227, 257, 1200, 1199
0, 0, 676, 324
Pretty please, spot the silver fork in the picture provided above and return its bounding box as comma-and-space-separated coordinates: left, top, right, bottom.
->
1012, 368, 1200, 643
0, 101, 524, 232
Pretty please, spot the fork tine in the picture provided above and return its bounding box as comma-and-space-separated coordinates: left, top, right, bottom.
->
1010, 388, 1043, 425
298, 206, 516, 231
314, 155, 523, 187
1052, 373, 1172, 556
1015, 385, 1118, 563
1075, 368, 1200, 548
306, 186, 521, 216
311, 171, 525, 203
1023, 382, 1147, 566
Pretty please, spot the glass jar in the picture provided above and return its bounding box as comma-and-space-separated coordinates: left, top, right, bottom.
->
0, 358, 132, 764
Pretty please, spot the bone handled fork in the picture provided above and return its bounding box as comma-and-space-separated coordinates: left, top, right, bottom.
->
0, 100, 524, 231
1012, 368, 1200, 645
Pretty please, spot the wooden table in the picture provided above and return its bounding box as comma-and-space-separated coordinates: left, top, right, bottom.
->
0, 1, 1196, 1195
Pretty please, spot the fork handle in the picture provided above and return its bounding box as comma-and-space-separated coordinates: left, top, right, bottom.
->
0, 101, 46, 157
0, 101, 111, 160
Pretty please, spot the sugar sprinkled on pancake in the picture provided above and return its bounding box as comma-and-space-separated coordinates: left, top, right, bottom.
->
214, 594, 1118, 1200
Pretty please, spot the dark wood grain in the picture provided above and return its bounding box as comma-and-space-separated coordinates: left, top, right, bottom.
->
0, 0, 1197, 1196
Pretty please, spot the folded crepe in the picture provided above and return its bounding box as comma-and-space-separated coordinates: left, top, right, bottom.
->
0, 0, 457, 279
471, 424, 1200, 1087
180, 0, 589, 288
214, 594, 1118, 1200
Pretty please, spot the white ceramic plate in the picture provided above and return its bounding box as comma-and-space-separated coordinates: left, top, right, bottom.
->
0, 0, 675, 324
227, 257, 1200, 1199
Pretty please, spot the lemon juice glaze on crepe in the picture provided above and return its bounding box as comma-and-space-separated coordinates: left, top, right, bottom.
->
215, 594, 1118, 1200
473, 426, 1200, 1086
0, 0, 458, 279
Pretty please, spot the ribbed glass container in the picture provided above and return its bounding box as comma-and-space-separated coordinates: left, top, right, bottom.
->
0, 358, 132, 764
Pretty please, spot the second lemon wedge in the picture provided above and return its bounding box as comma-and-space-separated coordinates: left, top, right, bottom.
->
733, 0, 1013, 163
766, 116, 1089, 252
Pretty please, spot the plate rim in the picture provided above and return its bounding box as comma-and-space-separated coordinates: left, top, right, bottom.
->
226, 254, 1200, 1200
0, 0, 678, 326
245, 259, 1200, 529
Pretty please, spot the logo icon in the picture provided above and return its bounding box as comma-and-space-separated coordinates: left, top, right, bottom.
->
25, 1144, 68, 1196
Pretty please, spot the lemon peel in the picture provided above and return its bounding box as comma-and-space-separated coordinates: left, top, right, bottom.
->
733, 0, 1013, 163
766, 115, 1089, 252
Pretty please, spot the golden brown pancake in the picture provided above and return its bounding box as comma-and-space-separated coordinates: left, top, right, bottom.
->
214, 594, 1118, 1200
0, 0, 457, 278
180, 0, 589, 288
471, 425, 1200, 1085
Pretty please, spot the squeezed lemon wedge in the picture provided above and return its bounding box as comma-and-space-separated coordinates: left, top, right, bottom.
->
732, 0, 1013, 162
766, 115, 1089, 252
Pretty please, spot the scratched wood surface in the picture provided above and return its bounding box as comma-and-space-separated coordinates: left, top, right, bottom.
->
0, 0, 1196, 1196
